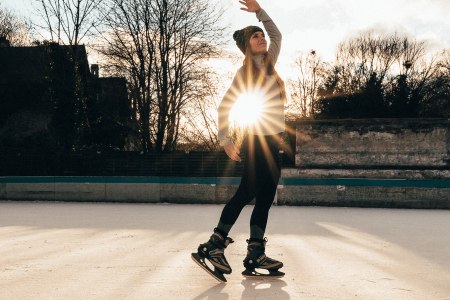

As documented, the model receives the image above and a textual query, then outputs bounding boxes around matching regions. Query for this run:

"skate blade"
[191,253,227,283]
[242,269,285,279]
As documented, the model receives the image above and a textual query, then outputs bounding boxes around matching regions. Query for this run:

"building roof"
[0,43,90,83]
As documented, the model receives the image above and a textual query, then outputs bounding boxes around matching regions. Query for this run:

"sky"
[3,0,450,80]
[220,0,450,79]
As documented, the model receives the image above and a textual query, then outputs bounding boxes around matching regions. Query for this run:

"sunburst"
[229,89,264,127]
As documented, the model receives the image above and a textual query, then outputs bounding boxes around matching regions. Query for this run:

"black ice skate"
[191,231,234,283]
[242,238,284,279]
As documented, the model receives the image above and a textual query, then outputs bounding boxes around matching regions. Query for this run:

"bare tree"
[180,69,222,151]
[316,30,438,118]
[287,50,326,119]
[333,31,426,93]
[0,5,32,46]
[33,0,103,45]
[98,0,225,152]
[96,0,157,151]
[406,50,447,116]
[432,50,450,114]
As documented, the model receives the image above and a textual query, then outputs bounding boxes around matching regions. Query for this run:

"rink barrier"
[1,176,450,208]
[3,176,450,187]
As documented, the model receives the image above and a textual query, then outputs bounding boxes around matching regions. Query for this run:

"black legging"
[218,133,281,239]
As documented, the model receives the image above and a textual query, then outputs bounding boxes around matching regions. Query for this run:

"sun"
[229,90,264,127]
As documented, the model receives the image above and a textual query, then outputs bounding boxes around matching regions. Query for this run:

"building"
[0,39,136,153]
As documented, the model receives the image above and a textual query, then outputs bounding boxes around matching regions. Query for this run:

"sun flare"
[229,90,264,127]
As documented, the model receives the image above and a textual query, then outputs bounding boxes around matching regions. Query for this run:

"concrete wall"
[279,118,450,208]
[2,119,450,208]
[277,184,450,209]
[295,118,450,169]
[6,183,55,201]
[1,176,450,208]
[0,182,6,199]
[0,178,240,204]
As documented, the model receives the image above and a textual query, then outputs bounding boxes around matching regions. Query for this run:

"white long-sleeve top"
[218,9,285,146]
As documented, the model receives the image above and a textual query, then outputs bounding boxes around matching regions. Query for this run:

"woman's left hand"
[239,0,261,13]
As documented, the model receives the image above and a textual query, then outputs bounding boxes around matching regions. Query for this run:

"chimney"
[91,64,99,77]
[0,36,11,47]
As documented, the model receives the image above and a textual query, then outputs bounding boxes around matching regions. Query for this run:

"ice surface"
[0,201,449,299]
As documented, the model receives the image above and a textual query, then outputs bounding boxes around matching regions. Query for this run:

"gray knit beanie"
[233,26,264,54]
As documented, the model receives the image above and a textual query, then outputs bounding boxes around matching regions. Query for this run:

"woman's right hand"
[239,0,261,13]
[224,143,242,162]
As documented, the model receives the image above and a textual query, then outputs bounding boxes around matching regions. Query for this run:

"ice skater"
[192,0,287,282]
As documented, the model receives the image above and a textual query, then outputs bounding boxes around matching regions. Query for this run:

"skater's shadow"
[191,283,229,300]
[241,278,290,300]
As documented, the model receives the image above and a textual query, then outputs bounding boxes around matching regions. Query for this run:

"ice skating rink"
[0,201,449,300]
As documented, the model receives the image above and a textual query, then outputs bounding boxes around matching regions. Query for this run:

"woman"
[192,0,286,281]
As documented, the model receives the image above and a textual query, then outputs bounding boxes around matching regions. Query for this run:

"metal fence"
[0,150,295,177]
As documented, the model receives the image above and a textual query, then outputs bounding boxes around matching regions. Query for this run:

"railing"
[0,150,295,177]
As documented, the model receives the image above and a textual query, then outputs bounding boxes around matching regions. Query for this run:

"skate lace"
[210,248,224,256]
[256,254,267,264]
[209,249,231,270]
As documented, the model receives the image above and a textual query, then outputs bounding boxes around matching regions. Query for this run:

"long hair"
[242,48,287,102]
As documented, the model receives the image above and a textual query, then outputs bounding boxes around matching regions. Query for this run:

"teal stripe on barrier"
[1,176,450,188]
[0,176,160,184]
[160,177,215,184]
[0,176,241,185]
[280,178,450,188]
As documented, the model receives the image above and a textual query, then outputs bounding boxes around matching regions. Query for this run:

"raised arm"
[239,0,282,64]
[256,9,282,64]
